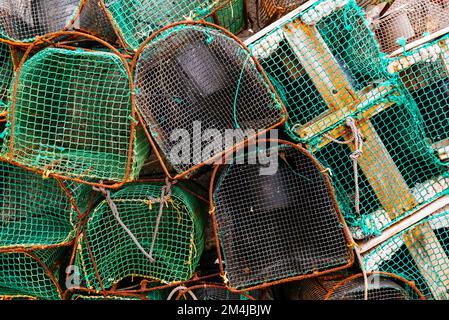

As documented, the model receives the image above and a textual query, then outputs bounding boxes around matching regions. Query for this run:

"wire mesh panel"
[0,0,83,43]
[0,248,65,300]
[76,183,206,291]
[204,0,247,35]
[211,140,354,290]
[372,0,449,55]
[2,41,150,187]
[0,42,13,114]
[386,34,449,162]
[133,22,286,178]
[247,0,385,141]
[0,161,93,250]
[364,211,449,300]
[296,273,421,300]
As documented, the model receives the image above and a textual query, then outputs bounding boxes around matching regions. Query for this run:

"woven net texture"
[204,0,247,35]
[75,183,206,291]
[258,0,309,28]
[76,0,118,43]
[1,46,150,185]
[134,23,285,176]
[0,42,13,113]
[212,142,353,289]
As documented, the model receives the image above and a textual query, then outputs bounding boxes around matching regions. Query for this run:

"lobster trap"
[363,210,449,300]
[1,33,150,188]
[257,0,309,28]
[0,247,67,300]
[75,182,206,291]
[246,0,385,142]
[386,33,449,162]
[372,0,449,55]
[204,0,247,35]
[133,22,286,179]
[0,0,83,44]
[295,272,423,300]
[173,284,258,300]
[0,42,13,115]
[210,140,354,290]
[76,0,117,43]
[0,161,93,251]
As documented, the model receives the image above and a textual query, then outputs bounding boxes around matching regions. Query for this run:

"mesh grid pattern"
[101,0,231,50]
[248,0,384,141]
[2,47,150,184]
[77,0,117,42]
[372,0,449,55]
[364,211,449,300]
[386,34,449,161]
[0,0,82,42]
[205,0,246,35]
[134,23,285,176]
[0,161,92,250]
[0,248,64,300]
[0,42,13,112]
[258,0,308,28]
[182,286,250,300]
[76,183,205,290]
[212,143,352,289]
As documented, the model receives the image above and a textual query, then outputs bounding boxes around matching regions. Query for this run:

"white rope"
[166,286,198,300]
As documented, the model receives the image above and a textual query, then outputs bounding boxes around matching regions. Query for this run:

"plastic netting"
[133,22,286,178]
[211,141,353,290]
[176,285,254,300]
[204,0,246,35]
[100,0,235,50]
[2,45,150,186]
[0,247,66,300]
[0,287,38,300]
[372,0,449,55]
[77,0,117,43]
[0,0,83,43]
[386,34,449,162]
[247,0,385,141]
[0,42,13,113]
[0,161,93,250]
[364,211,449,300]
[75,183,206,291]
[297,273,419,300]
[71,290,165,300]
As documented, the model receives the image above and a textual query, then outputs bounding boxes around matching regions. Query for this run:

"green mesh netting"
[309,90,449,239]
[247,0,385,141]
[1,47,149,184]
[386,34,449,162]
[0,287,39,300]
[0,0,83,43]
[0,42,13,113]
[101,0,233,50]
[76,183,206,291]
[0,247,66,300]
[71,290,165,300]
[204,0,246,35]
[364,211,449,300]
[0,161,93,250]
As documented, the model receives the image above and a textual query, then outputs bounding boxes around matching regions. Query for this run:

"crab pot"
[210,140,354,290]
[364,211,449,300]
[0,42,14,113]
[294,273,422,300]
[0,0,83,43]
[100,0,235,51]
[246,0,384,141]
[372,0,449,54]
[0,161,93,251]
[133,22,285,178]
[386,35,449,161]
[258,0,308,27]
[311,91,449,240]
[75,183,206,291]
[77,0,117,43]
[176,284,260,300]
[204,0,247,35]
[0,247,66,300]
[70,290,165,300]
[1,38,150,187]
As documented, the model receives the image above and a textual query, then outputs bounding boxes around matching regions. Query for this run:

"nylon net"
[177,285,254,300]
[1,46,150,186]
[0,42,13,113]
[371,0,449,55]
[77,0,118,43]
[75,183,206,291]
[0,0,82,43]
[134,23,285,177]
[204,0,246,35]
[0,247,66,300]
[100,0,234,50]
[297,273,417,300]
[386,34,449,162]
[211,142,353,290]
[0,161,93,250]
[364,210,449,300]
[247,0,385,142]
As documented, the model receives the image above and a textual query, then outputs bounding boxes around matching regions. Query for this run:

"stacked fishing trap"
[0,0,449,301]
